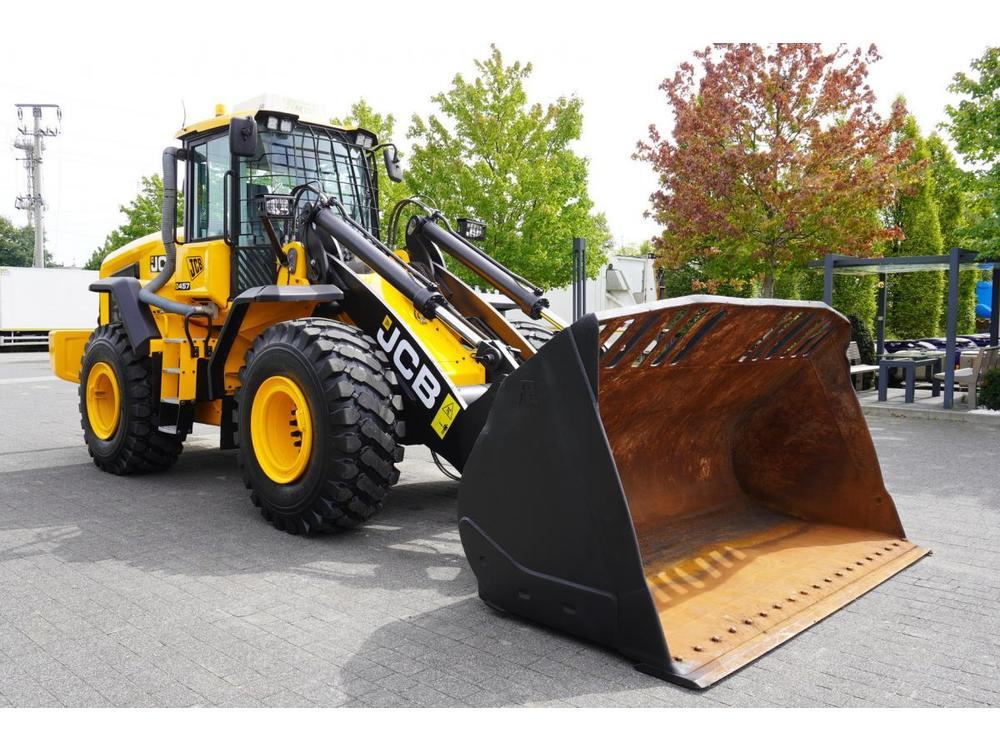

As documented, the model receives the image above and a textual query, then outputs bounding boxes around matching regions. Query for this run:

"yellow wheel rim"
[86,361,121,440]
[251,375,313,484]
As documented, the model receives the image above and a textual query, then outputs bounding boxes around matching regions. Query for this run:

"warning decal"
[431,393,461,439]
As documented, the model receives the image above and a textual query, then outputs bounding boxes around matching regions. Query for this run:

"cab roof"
[174,95,359,140]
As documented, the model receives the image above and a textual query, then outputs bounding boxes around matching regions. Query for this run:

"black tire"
[512,320,555,350]
[235,318,405,535]
[79,324,185,474]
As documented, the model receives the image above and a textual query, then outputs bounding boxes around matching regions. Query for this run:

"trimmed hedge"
[799,272,878,333]
[886,117,945,338]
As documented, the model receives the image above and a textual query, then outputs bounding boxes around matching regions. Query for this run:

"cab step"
[158,397,193,436]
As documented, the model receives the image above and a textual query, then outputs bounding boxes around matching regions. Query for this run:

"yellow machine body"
[74,222,488,428]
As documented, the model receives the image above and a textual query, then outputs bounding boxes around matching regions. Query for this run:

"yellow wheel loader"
[49,101,926,688]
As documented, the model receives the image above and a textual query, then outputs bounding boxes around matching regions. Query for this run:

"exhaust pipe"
[138,147,217,319]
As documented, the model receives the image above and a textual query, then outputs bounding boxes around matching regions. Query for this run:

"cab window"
[190,136,229,239]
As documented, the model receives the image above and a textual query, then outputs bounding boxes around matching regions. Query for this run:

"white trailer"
[0,267,99,347]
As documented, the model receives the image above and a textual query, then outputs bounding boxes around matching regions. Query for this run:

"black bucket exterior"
[457,313,672,673]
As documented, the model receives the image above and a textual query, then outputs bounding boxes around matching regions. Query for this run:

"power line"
[13,103,62,267]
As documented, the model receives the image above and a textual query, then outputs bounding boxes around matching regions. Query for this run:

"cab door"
[176,131,232,310]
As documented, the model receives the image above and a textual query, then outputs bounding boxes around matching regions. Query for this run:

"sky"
[0,0,997,267]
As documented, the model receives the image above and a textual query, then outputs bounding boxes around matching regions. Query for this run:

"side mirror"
[229,116,258,157]
[383,144,403,183]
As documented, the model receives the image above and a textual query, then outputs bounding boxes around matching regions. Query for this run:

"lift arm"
[309,204,509,370]
[406,216,566,330]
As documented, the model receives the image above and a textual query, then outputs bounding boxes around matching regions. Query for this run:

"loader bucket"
[458,296,927,688]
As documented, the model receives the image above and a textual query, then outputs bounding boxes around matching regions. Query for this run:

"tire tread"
[235,318,404,535]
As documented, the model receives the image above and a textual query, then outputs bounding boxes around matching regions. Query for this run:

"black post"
[572,238,586,321]
[943,247,960,409]
[822,253,835,306]
[991,265,999,347]
[876,272,887,358]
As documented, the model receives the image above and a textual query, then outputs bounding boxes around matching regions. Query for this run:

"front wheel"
[511,320,555,351]
[79,324,185,474]
[235,318,405,535]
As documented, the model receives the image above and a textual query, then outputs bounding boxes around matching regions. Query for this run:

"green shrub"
[772,268,802,300]
[980,368,1000,411]
[848,314,877,389]
[800,272,878,332]
[887,271,944,338]
[938,269,979,335]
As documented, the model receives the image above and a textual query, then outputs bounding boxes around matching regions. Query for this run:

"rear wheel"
[235,318,405,535]
[79,324,185,474]
[512,320,555,350]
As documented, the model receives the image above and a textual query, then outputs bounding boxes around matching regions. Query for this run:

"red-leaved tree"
[636,44,913,297]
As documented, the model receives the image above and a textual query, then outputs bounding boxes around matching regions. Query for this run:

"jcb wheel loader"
[49,99,926,688]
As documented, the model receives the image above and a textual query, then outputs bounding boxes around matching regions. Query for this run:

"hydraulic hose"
[138,147,218,319]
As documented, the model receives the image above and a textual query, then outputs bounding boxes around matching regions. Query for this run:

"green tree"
[331,99,408,244]
[85,175,175,271]
[0,217,57,267]
[406,46,610,289]
[0,216,36,267]
[927,132,978,333]
[944,46,1000,259]
[884,115,944,338]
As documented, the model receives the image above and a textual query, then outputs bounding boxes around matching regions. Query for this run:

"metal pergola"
[810,248,1000,409]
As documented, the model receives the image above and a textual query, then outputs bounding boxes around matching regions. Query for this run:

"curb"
[860,402,1000,427]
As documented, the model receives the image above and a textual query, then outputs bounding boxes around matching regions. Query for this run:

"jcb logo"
[149,255,166,273]
[376,316,442,410]
[187,256,204,279]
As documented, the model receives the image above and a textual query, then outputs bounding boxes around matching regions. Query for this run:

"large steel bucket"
[458,297,927,688]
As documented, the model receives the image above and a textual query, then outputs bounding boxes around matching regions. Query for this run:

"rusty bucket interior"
[596,298,927,687]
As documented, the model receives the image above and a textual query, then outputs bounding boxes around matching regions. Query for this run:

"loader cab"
[178,109,382,300]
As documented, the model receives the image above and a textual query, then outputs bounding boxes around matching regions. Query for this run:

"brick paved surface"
[1,352,997,706]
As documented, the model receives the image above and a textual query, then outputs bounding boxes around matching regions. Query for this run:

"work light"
[457,218,486,242]
[265,115,295,133]
[259,194,294,219]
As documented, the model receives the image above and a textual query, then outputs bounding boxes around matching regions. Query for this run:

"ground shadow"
[335,597,696,707]
[0,446,477,599]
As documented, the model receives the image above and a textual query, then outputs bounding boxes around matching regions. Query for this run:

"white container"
[0,266,99,346]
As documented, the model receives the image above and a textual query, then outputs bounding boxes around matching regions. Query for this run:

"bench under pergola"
[810,248,999,409]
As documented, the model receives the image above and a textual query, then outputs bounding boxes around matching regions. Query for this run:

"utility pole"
[13,103,61,267]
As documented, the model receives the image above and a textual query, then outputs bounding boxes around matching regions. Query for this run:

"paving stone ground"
[1,352,997,707]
